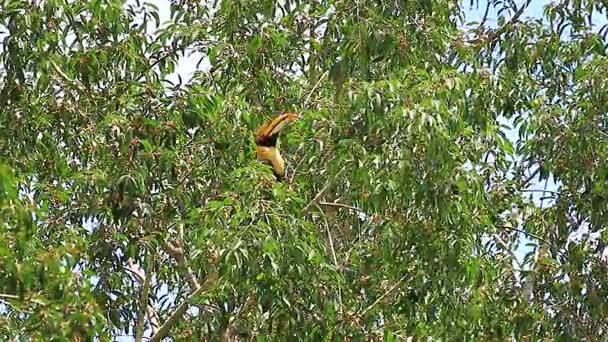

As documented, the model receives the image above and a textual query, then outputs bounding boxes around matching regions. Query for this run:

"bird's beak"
[267,113,297,136]
[285,112,300,121]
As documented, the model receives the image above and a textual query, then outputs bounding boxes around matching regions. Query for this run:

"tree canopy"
[1,0,608,340]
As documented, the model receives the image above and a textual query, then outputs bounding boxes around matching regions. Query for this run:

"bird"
[254,112,299,180]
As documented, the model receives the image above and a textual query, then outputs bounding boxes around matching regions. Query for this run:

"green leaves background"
[1,0,608,339]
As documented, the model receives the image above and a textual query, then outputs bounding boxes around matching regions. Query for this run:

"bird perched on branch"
[254,112,299,180]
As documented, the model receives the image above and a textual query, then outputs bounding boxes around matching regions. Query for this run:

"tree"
[1,0,608,339]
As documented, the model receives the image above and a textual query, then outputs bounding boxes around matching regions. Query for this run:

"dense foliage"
[1,0,608,339]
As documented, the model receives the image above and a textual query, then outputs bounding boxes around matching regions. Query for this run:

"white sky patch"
[124,0,207,85]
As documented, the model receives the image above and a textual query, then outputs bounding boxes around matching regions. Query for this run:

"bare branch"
[498,225,554,249]
[316,203,339,267]
[318,201,364,212]
[493,233,523,270]
[221,293,257,341]
[135,258,154,342]
[162,239,200,290]
[476,1,492,30]
[149,270,219,342]
[302,70,329,108]
[287,144,308,183]
[315,203,344,313]
[358,275,408,317]
[519,189,560,196]
[126,259,160,335]
[521,166,541,188]
[49,60,84,91]
[0,293,19,300]
[303,167,347,212]
[49,59,95,102]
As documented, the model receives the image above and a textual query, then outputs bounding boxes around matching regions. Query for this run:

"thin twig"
[493,233,523,270]
[49,60,94,101]
[522,166,541,188]
[315,204,339,268]
[287,70,329,183]
[303,167,347,212]
[483,150,493,190]
[174,153,207,191]
[135,47,183,83]
[358,275,408,317]
[303,70,329,108]
[315,203,343,314]
[498,225,554,249]
[125,259,160,333]
[176,167,195,189]
[540,177,550,209]
[519,189,560,196]
[318,201,364,212]
[222,293,257,340]
[49,60,83,90]
[287,144,308,183]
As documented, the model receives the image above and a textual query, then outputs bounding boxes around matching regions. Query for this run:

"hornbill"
[254,112,299,180]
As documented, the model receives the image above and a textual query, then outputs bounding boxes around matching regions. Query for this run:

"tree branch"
[358,275,407,317]
[498,225,554,249]
[315,203,344,313]
[148,237,207,340]
[149,269,218,342]
[493,233,523,270]
[487,1,529,41]
[473,0,531,45]
[0,293,19,300]
[287,145,309,183]
[135,258,154,342]
[521,166,541,188]
[49,59,95,101]
[302,70,329,108]
[220,293,257,341]
[303,167,346,212]
[318,201,364,212]
[162,239,200,290]
[476,1,492,30]
[125,259,160,336]
[519,189,560,195]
